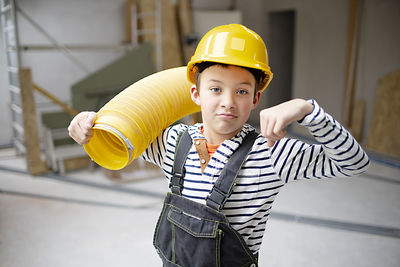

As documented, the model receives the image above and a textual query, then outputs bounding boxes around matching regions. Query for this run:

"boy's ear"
[190,85,201,106]
[252,91,262,109]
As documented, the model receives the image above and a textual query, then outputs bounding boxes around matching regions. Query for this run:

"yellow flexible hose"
[83,66,200,170]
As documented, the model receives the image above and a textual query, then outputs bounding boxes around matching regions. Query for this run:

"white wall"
[262,0,349,119]
[260,0,400,143]
[191,0,233,10]
[0,0,128,145]
[356,0,400,141]
[1,0,399,145]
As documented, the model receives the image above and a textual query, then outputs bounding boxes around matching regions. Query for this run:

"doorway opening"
[266,10,296,108]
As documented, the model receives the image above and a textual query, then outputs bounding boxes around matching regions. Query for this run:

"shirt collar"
[188,123,255,148]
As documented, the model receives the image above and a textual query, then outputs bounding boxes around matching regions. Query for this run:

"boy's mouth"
[217,113,238,119]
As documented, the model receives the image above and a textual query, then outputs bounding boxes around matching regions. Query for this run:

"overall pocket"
[154,204,222,267]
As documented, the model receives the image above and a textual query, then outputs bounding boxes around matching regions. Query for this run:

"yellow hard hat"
[187,24,273,92]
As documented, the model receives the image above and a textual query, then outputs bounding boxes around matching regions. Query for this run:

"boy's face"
[190,65,261,144]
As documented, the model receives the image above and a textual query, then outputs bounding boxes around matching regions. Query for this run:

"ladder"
[126,0,163,71]
[0,0,24,154]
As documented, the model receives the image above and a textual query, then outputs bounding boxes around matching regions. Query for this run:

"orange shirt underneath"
[201,127,220,158]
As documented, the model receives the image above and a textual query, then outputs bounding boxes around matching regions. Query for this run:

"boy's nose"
[220,92,236,109]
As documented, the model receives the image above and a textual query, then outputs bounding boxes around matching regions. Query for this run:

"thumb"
[85,112,97,128]
[267,139,275,148]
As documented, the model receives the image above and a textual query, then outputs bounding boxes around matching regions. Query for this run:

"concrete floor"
[0,149,399,267]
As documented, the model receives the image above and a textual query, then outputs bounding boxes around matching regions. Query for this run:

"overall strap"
[206,131,259,211]
[170,129,192,195]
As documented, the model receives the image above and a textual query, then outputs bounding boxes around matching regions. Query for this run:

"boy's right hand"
[68,111,97,145]
[259,99,313,147]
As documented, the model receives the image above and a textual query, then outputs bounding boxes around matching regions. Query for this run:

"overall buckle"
[169,172,184,194]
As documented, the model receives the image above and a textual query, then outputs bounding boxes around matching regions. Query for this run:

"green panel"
[41,111,73,129]
[40,43,154,147]
[71,43,154,112]
[41,111,75,146]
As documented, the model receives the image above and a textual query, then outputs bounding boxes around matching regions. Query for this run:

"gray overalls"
[153,130,259,267]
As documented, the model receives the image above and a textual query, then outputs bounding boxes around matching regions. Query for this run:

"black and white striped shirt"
[141,99,370,253]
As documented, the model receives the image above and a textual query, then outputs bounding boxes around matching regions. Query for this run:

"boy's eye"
[210,87,221,93]
[237,89,248,95]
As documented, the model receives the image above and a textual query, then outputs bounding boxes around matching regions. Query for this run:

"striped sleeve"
[270,99,370,183]
[140,123,188,179]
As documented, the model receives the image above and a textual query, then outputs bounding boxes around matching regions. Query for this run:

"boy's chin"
[215,126,243,138]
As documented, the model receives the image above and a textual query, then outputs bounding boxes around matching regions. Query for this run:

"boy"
[69,24,369,266]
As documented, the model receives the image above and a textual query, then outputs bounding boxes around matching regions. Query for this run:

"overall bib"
[153,130,259,267]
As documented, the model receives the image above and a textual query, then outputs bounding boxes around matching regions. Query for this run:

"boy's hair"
[194,62,265,97]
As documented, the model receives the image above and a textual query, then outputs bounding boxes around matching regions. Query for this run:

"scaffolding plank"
[139,0,183,69]
[18,68,48,175]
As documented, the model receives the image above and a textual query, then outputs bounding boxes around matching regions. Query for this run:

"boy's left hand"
[260,99,313,147]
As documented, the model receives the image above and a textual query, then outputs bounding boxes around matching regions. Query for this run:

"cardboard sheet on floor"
[367,69,400,158]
